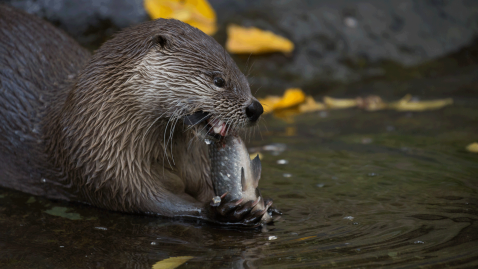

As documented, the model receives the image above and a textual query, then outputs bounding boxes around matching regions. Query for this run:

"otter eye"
[213,77,225,88]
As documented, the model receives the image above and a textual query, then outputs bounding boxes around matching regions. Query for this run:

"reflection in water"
[1,101,477,268]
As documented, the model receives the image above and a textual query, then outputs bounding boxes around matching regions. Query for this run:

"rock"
[209,0,478,94]
[1,0,148,48]
[2,0,478,95]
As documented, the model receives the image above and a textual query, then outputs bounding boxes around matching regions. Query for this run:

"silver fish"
[209,135,271,223]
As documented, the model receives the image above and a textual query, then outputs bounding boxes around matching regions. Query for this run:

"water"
[1,99,477,268]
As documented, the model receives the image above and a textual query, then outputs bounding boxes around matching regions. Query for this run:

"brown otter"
[0,5,274,226]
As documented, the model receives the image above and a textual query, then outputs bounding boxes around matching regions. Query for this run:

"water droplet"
[94,227,107,231]
[316,183,325,188]
[343,216,354,221]
[277,159,288,165]
[268,236,277,240]
[361,137,372,144]
[227,173,230,177]
[353,222,359,225]
[212,196,221,205]
[60,246,64,248]
[41,178,47,183]
[204,139,212,145]
[368,173,377,177]
[151,242,157,245]
[344,17,358,28]
[283,173,292,178]
[414,240,425,244]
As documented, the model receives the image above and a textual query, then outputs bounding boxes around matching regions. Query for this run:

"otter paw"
[209,194,271,226]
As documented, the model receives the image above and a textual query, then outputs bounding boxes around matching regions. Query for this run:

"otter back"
[0,5,90,199]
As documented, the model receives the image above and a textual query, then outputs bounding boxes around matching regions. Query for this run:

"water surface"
[1,99,477,268]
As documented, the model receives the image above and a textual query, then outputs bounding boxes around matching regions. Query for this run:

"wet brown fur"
[0,5,260,220]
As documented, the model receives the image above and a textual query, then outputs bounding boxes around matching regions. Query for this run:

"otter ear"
[153,34,172,50]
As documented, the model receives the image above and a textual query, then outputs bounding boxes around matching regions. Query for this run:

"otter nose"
[245,101,263,122]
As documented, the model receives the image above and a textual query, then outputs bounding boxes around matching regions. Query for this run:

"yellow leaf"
[323,96,358,109]
[272,88,306,110]
[299,96,326,113]
[249,152,263,160]
[258,95,282,114]
[152,256,194,269]
[466,142,478,153]
[144,0,217,35]
[389,94,453,111]
[226,24,294,54]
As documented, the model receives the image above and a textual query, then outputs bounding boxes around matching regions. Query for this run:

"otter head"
[123,19,263,140]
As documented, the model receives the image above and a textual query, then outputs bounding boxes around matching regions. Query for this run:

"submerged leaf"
[144,0,217,35]
[226,24,294,54]
[44,207,82,220]
[152,256,194,269]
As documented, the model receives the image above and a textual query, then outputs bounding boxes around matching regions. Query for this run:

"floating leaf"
[272,88,306,110]
[389,94,453,111]
[249,152,263,160]
[152,256,194,269]
[144,0,217,35]
[258,95,282,114]
[226,24,294,54]
[466,142,478,153]
[323,96,358,109]
[299,96,326,113]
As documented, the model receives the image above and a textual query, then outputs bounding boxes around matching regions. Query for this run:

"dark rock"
[209,0,478,94]
[2,0,478,95]
[1,0,148,49]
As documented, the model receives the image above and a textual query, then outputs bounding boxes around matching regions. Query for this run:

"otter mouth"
[184,111,230,139]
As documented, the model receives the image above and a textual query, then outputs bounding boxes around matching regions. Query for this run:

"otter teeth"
[209,119,227,136]
[213,120,225,134]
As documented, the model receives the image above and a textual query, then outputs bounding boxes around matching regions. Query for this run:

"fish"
[208,135,272,223]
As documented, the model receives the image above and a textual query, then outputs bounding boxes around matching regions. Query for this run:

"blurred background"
[2,0,478,98]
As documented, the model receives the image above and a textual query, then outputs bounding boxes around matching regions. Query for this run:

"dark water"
[1,99,477,268]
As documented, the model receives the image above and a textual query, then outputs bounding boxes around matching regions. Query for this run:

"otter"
[0,5,273,226]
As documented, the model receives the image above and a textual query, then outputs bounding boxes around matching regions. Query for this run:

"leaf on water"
[259,88,306,113]
[226,24,294,54]
[323,96,358,109]
[152,256,194,269]
[144,0,217,35]
[272,88,306,110]
[466,142,478,153]
[44,206,82,220]
[259,96,282,114]
[249,152,263,160]
[299,96,326,113]
[388,94,453,111]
